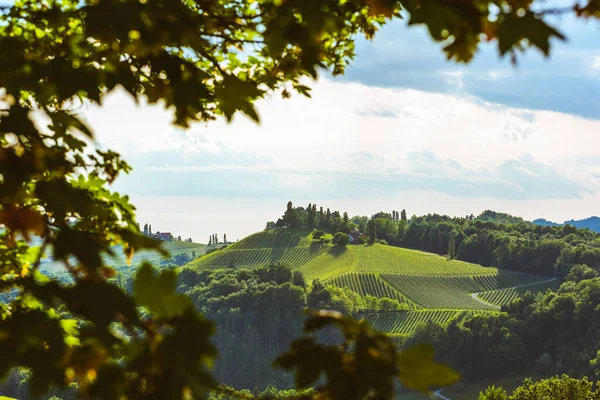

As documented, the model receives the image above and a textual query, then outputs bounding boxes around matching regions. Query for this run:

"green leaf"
[303,309,347,332]
[398,344,460,393]
[133,263,191,318]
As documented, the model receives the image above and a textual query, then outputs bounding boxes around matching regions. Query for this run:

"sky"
[71,8,600,243]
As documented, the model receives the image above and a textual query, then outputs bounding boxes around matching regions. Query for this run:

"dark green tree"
[333,232,349,247]
[313,229,326,242]
[283,201,300,228]
[401,209,407,222]
[366,220,377,244]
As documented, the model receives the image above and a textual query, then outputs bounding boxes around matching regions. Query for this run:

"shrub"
[478,385,507,400]
[333,232,349,247]
[312,229,325,241]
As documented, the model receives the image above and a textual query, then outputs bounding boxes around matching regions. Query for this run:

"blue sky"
[12,3,597,242]
[341,14,600,119]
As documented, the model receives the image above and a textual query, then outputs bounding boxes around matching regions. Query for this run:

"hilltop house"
[348,229,364,244]
[155,232,174,242]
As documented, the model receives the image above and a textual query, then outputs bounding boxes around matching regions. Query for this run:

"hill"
[476,210,527,225]
[532,216,600,232]
[186,228,557,332]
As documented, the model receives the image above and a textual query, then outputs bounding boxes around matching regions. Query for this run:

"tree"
[209,236,213,246]
[306,203,314,229]
[366,220,377,244]
[224,233,227,243]
[178,235,182,241]
[283,201,300,228]
[448,230,457,259]
[401,209,407,222]
[478,385,507,400]
[509,375,599,400]
[333,232,349,247]
[0,0,590,397]
[143,223,149,236]
[313,229,326,242]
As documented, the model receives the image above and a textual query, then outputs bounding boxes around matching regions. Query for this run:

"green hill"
[186,228,558,333]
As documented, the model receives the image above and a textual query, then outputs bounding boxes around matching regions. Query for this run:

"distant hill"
[39,240,207,275]
[532,216,600,232]
[476,210,527,225]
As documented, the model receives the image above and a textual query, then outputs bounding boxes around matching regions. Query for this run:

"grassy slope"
[184,228,557,332]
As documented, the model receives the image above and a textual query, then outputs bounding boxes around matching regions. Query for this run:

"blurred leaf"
[133,263,191,318]
[398,344,460,393]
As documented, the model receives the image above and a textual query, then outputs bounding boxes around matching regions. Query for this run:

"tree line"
[269,203,600,278]
[404,265,600,387]
[209,234,229,246]
[141,223,193,243]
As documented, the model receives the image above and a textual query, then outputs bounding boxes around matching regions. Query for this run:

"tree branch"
[201,33,264,44]
[534,5,576,16]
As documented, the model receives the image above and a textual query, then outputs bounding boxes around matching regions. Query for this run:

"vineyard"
[362,310,493,334]
[190,244,328,270]
[328,273,412,305]
[352,244,500,276]
[472,273,544,291]
[477,279,561,307]
[381,274,495,309]
[232,229,313,249]
[183,228,562,333]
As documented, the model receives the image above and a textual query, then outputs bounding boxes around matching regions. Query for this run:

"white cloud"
[87,79,600,178]
[79,79,600,239]
[593,55,600,70]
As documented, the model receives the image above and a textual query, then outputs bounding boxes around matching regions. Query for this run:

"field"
[362,310,491,335]
[184,228,561,333]
[381,275,494,309]
[477,279,561,307]
[328,273,412,305]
